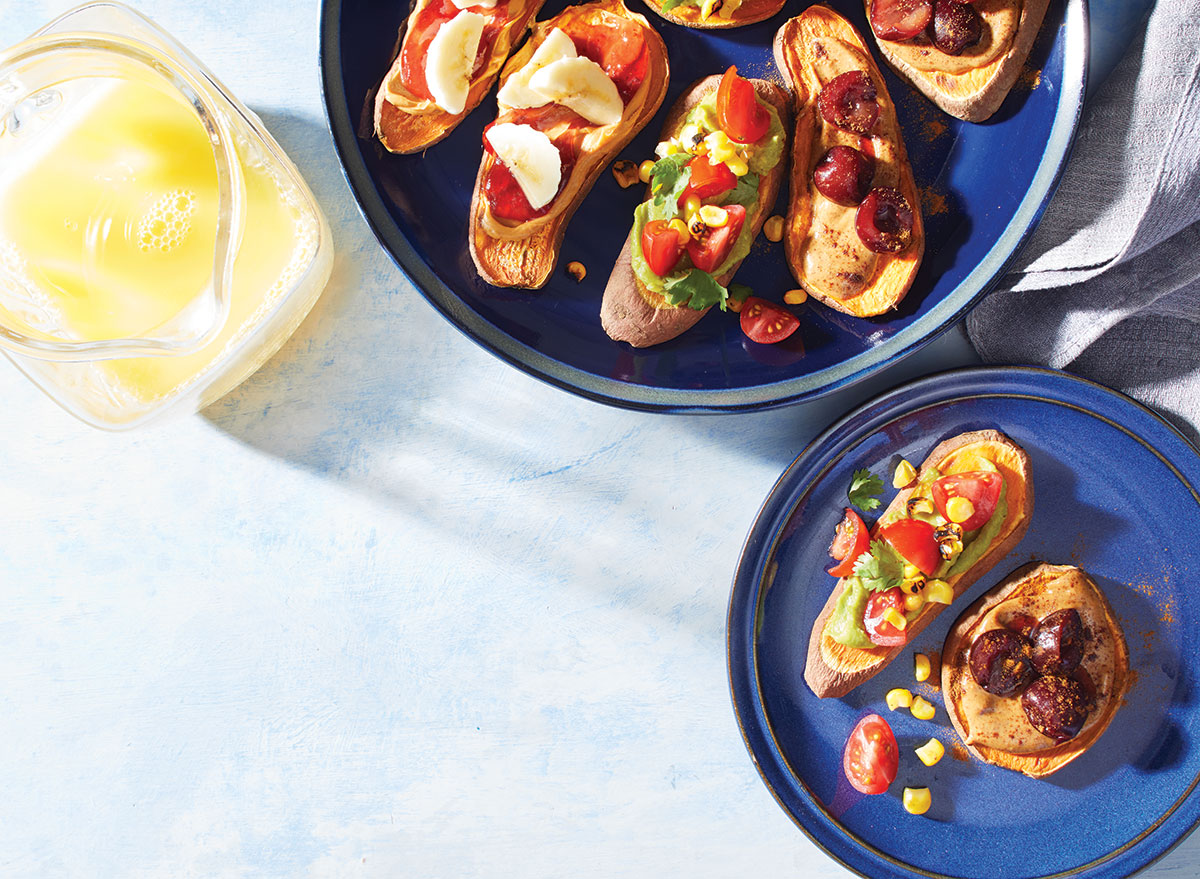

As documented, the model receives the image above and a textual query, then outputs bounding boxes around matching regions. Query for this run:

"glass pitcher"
[0,2,334,430]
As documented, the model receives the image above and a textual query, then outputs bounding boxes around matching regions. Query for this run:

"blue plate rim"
[726,364,1200,879]
[319,1,1088,413]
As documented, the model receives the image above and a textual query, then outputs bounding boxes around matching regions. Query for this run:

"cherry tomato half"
[716,65,770,144]
[687,203,745,273]
[827,508,870,577]
[739,296,800,344]
[843,713,899,795]
[878,517,940,575]
[640,220,686,277]
[679,155,737,207]
[863,586,908,647]
[931,471,1003,531]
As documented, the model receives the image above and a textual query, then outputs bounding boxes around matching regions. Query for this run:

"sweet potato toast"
[468,0,670,289]
[864,0,1052,122]
[805,429,1033,699]
[773,6,924,317]
[941,562,1129,777]
[374,0,546,155]
[600,76,790,348]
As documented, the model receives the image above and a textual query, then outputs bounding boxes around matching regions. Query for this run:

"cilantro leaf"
[649,154,690,206]
[663,269,728,311]
[848,467,884,512]
[719,172,760,209]
[853,540,906,593]
[726,282,753,305]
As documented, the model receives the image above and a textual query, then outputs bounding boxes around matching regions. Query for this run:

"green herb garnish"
[663,269,727,311]
[649,154,690,206]
[848,467,884,512]
[853,540,906,593]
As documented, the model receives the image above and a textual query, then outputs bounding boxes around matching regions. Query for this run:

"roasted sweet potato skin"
[468,0,670,289]
[941,562,1129,777]
[773,6,923,318]
[804,429,1033,699]
[863,0,1052,122]
[600,78,790,348]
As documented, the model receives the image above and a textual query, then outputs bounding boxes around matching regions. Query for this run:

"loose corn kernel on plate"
[322,0,1083,411]
[729,367,1200,878]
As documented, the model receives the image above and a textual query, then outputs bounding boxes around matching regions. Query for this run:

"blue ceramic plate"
[320,1,1086,411]
[728,367,1200,878]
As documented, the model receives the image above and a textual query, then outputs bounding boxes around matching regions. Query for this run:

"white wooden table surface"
[3,1,1194,876]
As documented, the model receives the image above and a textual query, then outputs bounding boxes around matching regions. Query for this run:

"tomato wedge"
[716,65,770,144]
[740,297,800,344]
[828,508,869,577]
[843,714,899,795]
[687,204,745,273]
[931,471,1003,531]
[878,517,940,575]
[863,587,908,647]
[678,155,737,207]
[640,220,686,277]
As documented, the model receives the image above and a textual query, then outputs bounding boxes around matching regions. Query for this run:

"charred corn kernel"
[903,564,921,579]
[655,138,685,159]
[784,289,807,305]
[726,156,749,177]
[893,458,917,488]
[914,653,932,682]
[565,261,586,282]
[667,218,690,239]
[680,124,702,148]
[611,160,639,188]
[911,696,936,720]
[946,496,976,524]
[902,575,926,595]
[699,204,728,227]
[638,159,655,183]
[903,590,925,614]
[703,131,736,163]
[683,195,702,221]
[883,607,908,631]
[688,215,708,239]
[907,496,934,516]
[764,215,785,242]
[924,579,953,605]
[886,688,913,711]
[726,297,744,313]
[903,787,932,815]
[915,738,945,767]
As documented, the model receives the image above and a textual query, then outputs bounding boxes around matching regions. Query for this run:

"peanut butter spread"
[885,0,1020,75]
[951,567,1121,755]
[800,37,903,301]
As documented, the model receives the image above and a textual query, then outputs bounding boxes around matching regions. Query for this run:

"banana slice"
[496,28,578,111]
[425,11,486,115]
[484,123,563,210]
[529,57,624,127]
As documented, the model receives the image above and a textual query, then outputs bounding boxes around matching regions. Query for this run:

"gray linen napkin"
[966,1,1200,442]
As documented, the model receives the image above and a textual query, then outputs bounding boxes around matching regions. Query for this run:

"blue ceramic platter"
[728,367,1200,878]
[321,0,1087,411]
